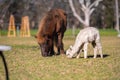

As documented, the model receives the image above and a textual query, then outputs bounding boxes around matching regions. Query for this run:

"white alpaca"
[66,27,103,58]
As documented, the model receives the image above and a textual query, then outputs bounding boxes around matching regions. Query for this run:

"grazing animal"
[66,27,103,58]
[35,8,67,57]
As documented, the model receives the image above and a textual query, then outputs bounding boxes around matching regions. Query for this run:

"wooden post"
[20,16,30,37]
[7,14,16,37]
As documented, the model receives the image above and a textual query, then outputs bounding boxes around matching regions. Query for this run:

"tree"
[69,0,102,27]
[0,0,13,19]
[0,0,13,29]
[115,0,120,37]
[101,0,114,29]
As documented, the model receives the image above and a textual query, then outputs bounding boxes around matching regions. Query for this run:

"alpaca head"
[66,45,77,58]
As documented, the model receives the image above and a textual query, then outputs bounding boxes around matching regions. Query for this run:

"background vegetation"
[0,0,119,29]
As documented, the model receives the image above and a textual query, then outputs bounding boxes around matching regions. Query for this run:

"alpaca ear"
[34,35,37,38]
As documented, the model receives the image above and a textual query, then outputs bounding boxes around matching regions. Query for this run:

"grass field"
[0,29,120,80]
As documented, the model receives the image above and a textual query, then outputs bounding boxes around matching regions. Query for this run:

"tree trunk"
[69,0,102,28]
[115,0,120,37]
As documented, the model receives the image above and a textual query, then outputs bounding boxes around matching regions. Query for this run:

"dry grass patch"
[0,36,120,80]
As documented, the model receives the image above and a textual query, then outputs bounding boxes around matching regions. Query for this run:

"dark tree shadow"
[0,51,9,80]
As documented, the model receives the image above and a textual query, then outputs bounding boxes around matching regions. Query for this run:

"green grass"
[0,29,120,80]
[0,28,118,37]
[99,29,118,36]
[67,28,118,36]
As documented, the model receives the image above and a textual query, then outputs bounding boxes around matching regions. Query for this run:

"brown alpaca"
[35,9,67,57]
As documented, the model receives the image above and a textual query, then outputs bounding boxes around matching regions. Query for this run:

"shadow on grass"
[87,54,110,58]
[0,51,9,80]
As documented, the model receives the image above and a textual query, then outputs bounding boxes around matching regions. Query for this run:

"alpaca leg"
[76,53,80,59]
[93,46,97,58]
[58,33,65,54]
[92,41,97,58]
[97,42,103,58]
[99,48,103,58]
[76,48,82,59]
[76,51,81,59]
[83,43,88,58]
